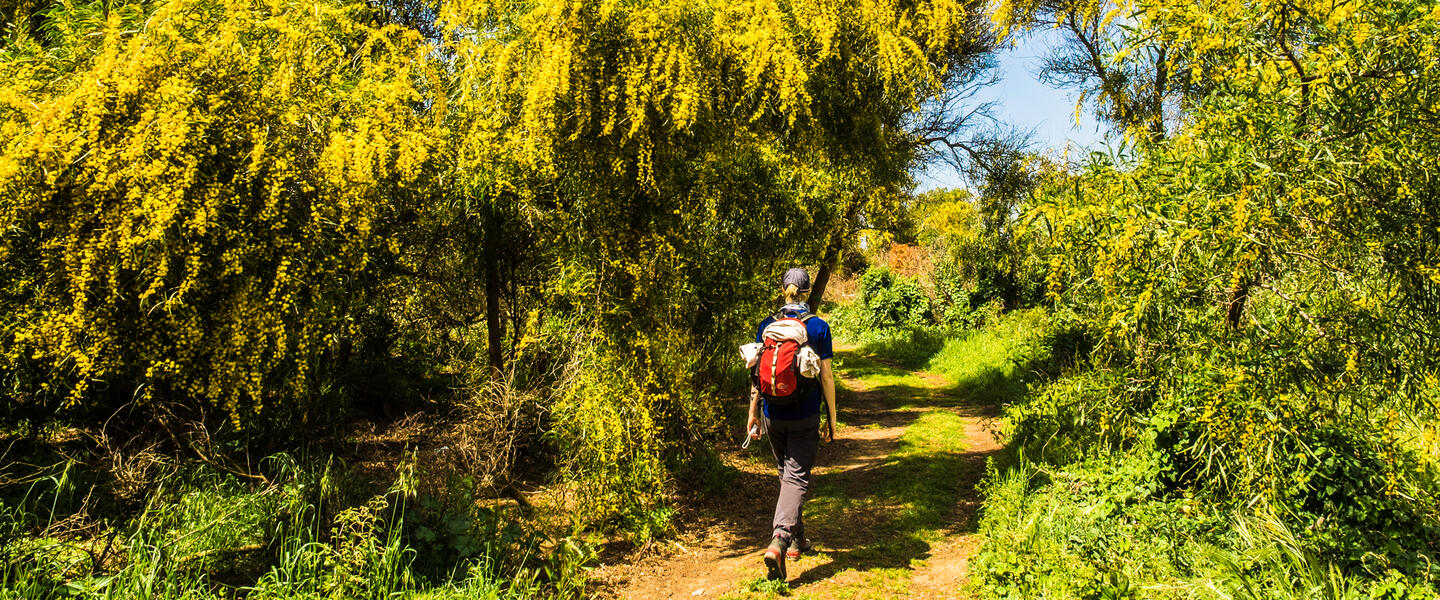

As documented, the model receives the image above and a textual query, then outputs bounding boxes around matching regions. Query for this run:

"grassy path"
[592,333,1018,599]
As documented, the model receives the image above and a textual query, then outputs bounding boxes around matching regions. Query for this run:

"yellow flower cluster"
[441,0,974,187]
[0,0,441,424]
[1014,0,1440,503]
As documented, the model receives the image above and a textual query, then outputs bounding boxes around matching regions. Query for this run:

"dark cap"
[781,267,811,293]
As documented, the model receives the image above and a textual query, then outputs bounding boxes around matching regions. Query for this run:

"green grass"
[830,353,931,392]
[835,308,1052,410]
[971,451,1213,599]
[974,453,1440,600]
[814,568,913,599]
[849,327,949,369]
[924,308,1052,406]
[741,575,794,596]
[962,311,1440,600]
[0,455,581,600]
[736,311,1056,599]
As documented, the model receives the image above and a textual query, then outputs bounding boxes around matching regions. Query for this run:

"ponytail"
[783,284,809,304]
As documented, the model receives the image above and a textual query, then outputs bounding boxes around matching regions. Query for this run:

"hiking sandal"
[763,536,787,581]
[785,537,811,560]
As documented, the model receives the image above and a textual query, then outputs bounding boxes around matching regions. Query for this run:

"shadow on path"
[777,348,1011,592]
[593,340,1032,599]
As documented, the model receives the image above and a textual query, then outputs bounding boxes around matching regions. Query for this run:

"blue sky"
[916,29,1108,191]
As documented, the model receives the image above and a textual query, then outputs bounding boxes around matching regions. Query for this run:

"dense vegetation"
[970,0,1440,597]
[0,0,999,595]
[3,0,1440,597]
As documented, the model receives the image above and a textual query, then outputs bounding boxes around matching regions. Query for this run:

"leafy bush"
[966,0,1440,594]
[973,450,1218,600]
[911,183,1049,318]
[0,0,440,426]
[0,453,597,600]
[547,358,668,536]
[857,266,932,330]
[932,262,974,328]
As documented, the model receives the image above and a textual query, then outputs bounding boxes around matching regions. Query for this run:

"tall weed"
[1193,511,1436,600]
[970,310,1440,599]
[0,452,584,599]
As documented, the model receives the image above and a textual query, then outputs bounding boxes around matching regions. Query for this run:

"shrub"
[931,262,974,329]
[857,266,931,330]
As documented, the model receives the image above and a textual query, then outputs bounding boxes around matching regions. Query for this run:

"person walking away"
[747,267,837,581]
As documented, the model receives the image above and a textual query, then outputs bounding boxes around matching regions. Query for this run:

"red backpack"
[753,312,815,405]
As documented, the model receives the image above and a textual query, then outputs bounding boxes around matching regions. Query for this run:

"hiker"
[746,267,837,581]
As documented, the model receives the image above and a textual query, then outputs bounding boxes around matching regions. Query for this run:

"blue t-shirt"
[755,311,833,420]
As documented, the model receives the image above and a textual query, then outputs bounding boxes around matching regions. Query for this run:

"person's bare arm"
[820,358,836,442]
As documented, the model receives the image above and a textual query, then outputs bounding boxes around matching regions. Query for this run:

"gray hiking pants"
[764,412,820,542]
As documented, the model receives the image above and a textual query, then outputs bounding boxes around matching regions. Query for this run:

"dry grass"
[824,275,860,305]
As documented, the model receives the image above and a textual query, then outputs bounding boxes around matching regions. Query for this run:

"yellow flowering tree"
[426,0,998,525]
[1016,0,1440,571]
[0,0,442,425]
[0,0,1001,533]
[993,0,1198,139]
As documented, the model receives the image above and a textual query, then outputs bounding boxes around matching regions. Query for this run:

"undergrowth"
[967,311,1440,599]
[0,452,592,599]
[826,305,1440,599]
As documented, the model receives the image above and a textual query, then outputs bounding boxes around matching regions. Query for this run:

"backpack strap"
[773,310,815,322]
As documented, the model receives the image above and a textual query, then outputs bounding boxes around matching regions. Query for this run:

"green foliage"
[932,262,976,327]
[1196,511,1437,600]
[740,575,793,596]
[911,174,1051,321]
[860,327,950,370]
[0,0,1001,560]
[966,313,1438,598]
[924,308,1056,406]
[972,1,1440,595]
[973,451,1219,600]
[0,453,596,600]
[858,266,932,330]
[825,300,943,368]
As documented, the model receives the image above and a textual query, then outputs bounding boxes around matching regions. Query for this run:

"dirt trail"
[591,349,1003,599]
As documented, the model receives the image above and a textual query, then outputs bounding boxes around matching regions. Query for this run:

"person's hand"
[747,414,762,439]
[821,421,834,443]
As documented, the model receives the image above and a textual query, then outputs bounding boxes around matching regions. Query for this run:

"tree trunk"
[484,203,505,376]
[809,236,843,314]
[1226,279,1249,328]
[811,194,867,314]
[1148,46,1169,140]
